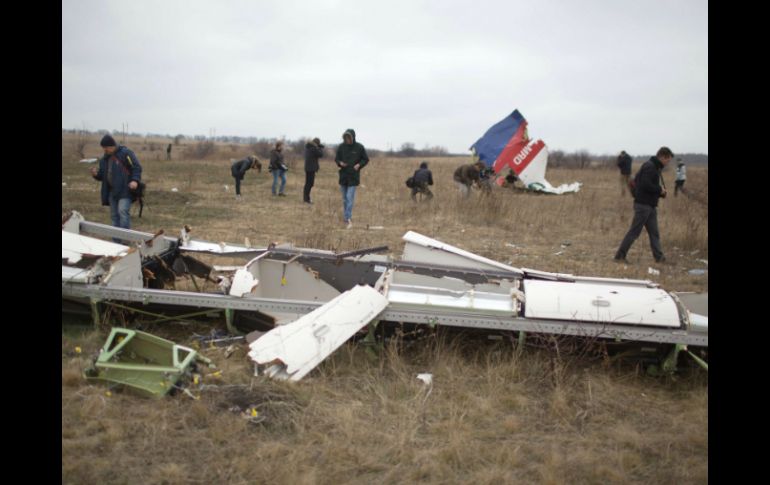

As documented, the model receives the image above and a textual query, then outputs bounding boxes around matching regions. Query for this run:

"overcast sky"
[62,0,707,155]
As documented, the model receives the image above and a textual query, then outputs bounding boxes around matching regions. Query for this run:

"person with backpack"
[614,146,673,264]
[90,134,142,230]
[617,150,633,196]
[231,155,261,199]
[409,161,434,201]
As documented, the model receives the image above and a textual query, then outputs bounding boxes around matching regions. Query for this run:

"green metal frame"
[84,327,213,398]
[648,344,708,376]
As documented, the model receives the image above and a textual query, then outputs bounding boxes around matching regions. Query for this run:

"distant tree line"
[62,129,707,164]
[549,150,708,168]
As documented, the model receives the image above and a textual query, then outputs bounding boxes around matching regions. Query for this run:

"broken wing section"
[62,231,143,287]
[402,231,523,275]
[247,285,389,381]
[522,279,680,327]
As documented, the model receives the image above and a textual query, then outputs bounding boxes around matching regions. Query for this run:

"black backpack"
[405,176,415,188]
[130,182,146,217]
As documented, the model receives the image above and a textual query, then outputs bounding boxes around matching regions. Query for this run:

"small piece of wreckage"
[84,327,214,398]
[62,211,707,380]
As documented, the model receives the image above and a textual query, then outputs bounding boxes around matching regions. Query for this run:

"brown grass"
[62,133,707,484]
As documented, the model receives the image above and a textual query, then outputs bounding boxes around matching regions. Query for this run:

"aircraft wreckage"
[62,211,707,383]
[471,109,582,194]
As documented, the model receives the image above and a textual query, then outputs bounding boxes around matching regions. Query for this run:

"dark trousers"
[234,176,242,195]
[411,183,433,201]
[615,203,664,261]
[304,170,316,202]
[675,180,685,196]
[620,173,630,196]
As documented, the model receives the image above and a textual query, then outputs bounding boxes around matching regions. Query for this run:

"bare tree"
[74,123,89,159]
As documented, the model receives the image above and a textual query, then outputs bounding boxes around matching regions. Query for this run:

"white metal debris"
[61,232,143,287]
[522,279,680,327]
[229,269,259,297]
[416,373,433,386]
[402,231,523,274]
[248,285,389,381]
[62,231,129,264]
[382,271,522,314]
[62,211,86,234]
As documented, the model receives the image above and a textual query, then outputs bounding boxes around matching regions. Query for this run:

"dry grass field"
[62,134,708,484]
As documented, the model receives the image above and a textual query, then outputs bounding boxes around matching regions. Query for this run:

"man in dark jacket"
[231,155,261,199]
[617,150,633,196]
[335,129,369,228]
[90,134,142,230]
[614,146,673,263]
[303,137,324,204]
[453,161,485,197]
[411,161,434,201]
[269,141,287,196]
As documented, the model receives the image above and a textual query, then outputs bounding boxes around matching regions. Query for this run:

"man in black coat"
[617,150,633,196]
[614,147,673,263]
[303,138,324,203]
[411,161,434,201]
[231,155,261,199]
[618,150,633,196]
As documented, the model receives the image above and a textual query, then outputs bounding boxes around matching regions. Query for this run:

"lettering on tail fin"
[505,140,545,175]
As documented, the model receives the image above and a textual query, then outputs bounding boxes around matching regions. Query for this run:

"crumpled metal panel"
[402,231,523,275]
[248,285,388,381]
[382,271,521,315]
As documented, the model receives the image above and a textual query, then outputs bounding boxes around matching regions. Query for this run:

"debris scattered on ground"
[648,267,660,276]
[84,327,214,398]
[688,269,707,276]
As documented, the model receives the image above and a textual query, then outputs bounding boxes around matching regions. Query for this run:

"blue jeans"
[272,170,286,194]
[340,185,357,222]
[109,195,132,229]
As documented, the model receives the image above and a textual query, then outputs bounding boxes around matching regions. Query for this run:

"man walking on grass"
[90,134,142,230]
[335,129,369,228]
[614,146,673,264]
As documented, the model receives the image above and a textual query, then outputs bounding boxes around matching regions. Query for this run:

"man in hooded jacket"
[90,134,142,230]
[334,129,369,228]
